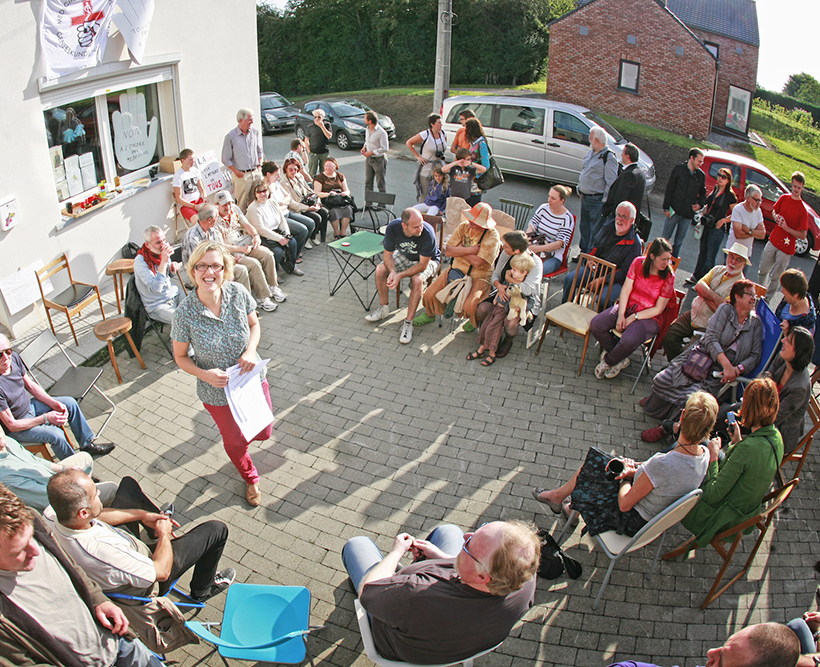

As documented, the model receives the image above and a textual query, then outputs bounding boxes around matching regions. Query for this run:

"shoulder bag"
[476,140,504,191]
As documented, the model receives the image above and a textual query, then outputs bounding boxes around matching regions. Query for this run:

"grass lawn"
[599,114,721,150]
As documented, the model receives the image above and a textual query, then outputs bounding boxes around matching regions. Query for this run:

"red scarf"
[136,243,161,275]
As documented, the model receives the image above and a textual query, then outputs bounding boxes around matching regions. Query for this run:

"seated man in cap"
[660,242,750,361]
[413,202,501,331]
[342,521,539,665]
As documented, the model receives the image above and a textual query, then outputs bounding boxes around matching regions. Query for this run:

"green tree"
[783,73,820,106]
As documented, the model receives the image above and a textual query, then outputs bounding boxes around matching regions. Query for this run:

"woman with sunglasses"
[171,241,272,507]
[245,178,303,277]
[689,167,737,284]
[641,279,763,441]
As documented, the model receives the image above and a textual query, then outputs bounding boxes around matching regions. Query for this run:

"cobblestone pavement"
[24,240,820,667]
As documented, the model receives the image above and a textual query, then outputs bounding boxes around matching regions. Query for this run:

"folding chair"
[498,198,534,231]
[776,395,820,487]
[526,222,575,349]
[535,254,616,374]
[186,584,323,666]
[663,479,798,609]
[556,489,702,609]
[354,599,501,667]
[36,254,106,345]
[19,329,116,440]
[351,191,396,234]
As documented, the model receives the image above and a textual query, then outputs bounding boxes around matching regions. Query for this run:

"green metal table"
[326,231,385,310]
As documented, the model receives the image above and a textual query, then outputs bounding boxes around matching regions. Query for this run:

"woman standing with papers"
[172,241,273,507]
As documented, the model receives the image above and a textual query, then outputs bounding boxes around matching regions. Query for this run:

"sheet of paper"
[64,154,83,197]
[225,358,273,441]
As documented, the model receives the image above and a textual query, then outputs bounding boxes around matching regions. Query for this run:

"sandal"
[466,350,486,361]
[481,355,496,366]
[296,258,303,263]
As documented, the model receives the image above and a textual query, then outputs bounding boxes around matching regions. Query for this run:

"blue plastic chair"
[729,297,783,401]
[185,584,322,666]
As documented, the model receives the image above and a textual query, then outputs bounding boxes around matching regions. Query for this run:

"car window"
[497,105,545,135]
[444,102,494,128]
[553,111,590,145]
[707,161,741,185]
[304,102,318,113]
[261,95,291,110]
[746,168,783,201]
[330,102,369,117]
[582,112,625,143]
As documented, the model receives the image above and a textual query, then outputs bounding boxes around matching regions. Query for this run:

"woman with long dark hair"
[689,167,737,283]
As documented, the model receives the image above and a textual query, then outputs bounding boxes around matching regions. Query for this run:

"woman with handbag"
[464,118,491,205]
[531,391,713,538]
[689,167,738,284]
[641,279,763,439]
[281,157,328,245]
[677,377,782,548]
[313,157,353,240]
[406,113,447,203]
[245,179,303,277]
[262,161,314,260]
[525,185,575,274]
[590,238,676,380]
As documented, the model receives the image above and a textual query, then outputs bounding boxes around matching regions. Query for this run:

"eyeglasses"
[743,291,758,300]
[750,197,762,203]
[193,264,224,273]
[0,348,12,358]
[717,174,728,180]
[256,190,268,196]
[615,213,632,221]
[461,523,488,569]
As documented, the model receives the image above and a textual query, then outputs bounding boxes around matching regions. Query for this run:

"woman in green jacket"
[681,377,783,546]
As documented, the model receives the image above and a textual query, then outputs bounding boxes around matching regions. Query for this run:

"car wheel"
[335,130,351,150]
[795,234,812,257]
[295,125,305,141]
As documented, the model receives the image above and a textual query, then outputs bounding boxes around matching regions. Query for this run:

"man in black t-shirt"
[305,109,332,177]
[341,521,539,665]
[364,208,440,345]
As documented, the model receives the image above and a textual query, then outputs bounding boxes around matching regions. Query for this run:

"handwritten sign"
[195,150,227,196]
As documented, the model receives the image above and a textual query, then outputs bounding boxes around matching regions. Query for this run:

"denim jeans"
[542,255,562,276]
[579,193,604,254]
[11,397,94,460]
[263,237,299,274]
[786,618,816,654]
[692,226,726,281]
[661,213,690,258]
[114,637,164,667]
[286,212,315,257]
[342,524,464,594]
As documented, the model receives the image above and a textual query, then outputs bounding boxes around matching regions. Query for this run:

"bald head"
[400,208,425,237]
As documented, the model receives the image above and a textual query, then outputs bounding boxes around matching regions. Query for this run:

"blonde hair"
[486,521,540,596]
[186,241,235,284]
[551,185,572,201]
[0,483,34,538]
[510,252,536,275]
[679,392,718,443]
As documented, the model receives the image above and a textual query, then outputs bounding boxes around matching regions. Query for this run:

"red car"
[702,150,820,256]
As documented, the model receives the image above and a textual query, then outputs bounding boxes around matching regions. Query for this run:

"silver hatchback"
[441,96,655,193]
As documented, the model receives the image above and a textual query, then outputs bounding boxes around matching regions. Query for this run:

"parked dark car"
[260,92,300,134]
[702,150,820,256]
[293,99,396,150]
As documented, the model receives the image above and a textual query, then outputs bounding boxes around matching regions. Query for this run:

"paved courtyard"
[18,231,819,667]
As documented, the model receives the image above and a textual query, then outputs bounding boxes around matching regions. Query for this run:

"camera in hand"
[605,458,625,481]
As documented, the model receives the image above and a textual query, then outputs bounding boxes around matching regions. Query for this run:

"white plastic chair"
[557,489,702,609]
[354,599,502,667]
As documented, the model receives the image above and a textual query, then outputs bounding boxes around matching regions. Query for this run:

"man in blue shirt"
[364,208,440,345]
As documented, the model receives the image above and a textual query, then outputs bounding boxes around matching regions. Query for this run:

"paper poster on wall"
[0,261,46,315]
[79,151,97,190]
[194,150,228,196]
[112,0,155,64]
[0,195,21,232]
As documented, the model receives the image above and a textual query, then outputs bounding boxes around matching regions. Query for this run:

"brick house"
[546,0,759,140]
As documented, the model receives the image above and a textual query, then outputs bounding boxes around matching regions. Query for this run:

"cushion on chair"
[47,284,95,309]
[544,303,598,336]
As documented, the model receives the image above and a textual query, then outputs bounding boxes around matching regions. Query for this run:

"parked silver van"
[441,96,655,193]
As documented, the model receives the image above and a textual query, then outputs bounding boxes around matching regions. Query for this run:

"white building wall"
[0,0,259,337]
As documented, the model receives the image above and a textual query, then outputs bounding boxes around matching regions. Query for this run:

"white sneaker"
[605,357,631,379]
[594,359,610,379]
[270,286,287,303]
[304,240,313,250]
[257,297,277,312]
[399,320,413,344]
[312,237,322,246]
[365,304,389,322]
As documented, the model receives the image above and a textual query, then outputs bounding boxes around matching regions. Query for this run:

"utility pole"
[433,0,454,114]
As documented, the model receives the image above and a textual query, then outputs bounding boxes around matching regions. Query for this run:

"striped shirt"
[528,204,574,249]
[221,125,263,171]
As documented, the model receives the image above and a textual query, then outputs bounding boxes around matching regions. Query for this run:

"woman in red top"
[590,238,675,379]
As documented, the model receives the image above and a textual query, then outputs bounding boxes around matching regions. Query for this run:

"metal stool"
[93,317,145,383]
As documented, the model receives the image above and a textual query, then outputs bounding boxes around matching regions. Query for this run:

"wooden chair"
[498,198,533,231]
[535,254,616,375]
[776,396,820,487]
[36,254,106,346]
[663,479,798,609]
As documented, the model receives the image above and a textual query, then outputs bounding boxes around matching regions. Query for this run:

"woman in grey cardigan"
[642,280,763,424]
